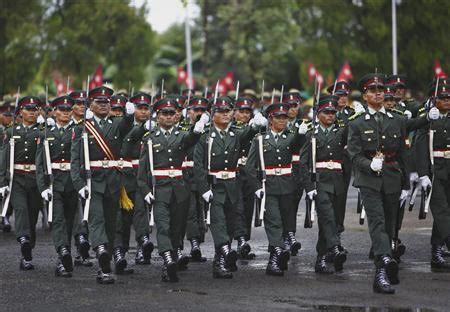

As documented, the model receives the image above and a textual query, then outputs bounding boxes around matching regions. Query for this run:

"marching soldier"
[194,96,264,279]
[70,86,135,284]
[347,73,410,294]
[0,96,44,270]
[117,92,154,265]
[35,95,86,277]
[69,90,88,124]
[415,83,450,272]
[0,100,14,232]
[110,94,127,117]
[245,102,305,276]
[300,95,348,274]
[137,98,207,282]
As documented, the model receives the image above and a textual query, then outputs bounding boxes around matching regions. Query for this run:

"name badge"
[153,144,161,148]
[364,130,374,134]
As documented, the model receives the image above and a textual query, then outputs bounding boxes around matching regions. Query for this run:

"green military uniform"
[0,96,43,270]
[70,86,134,282]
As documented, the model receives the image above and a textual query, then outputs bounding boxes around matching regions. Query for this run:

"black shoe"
[379,255,399,285]
[330,245,347,273]
[266,248,284,276]
[113,247,133,275]
[315,255,333,274]
[174,248,189,271]
[212,253,232,279]
[96,244,112,273]
[58,246,73,272]
[220,244,238,272]
[2,217,11,233]
[135,246,151,265]
[392,239,406,263]
[431,245,450,272]
[18,236,32,261]
[75,234,91,260]
[285,232,302,256]
[55,262,72,278]
[161,251,178,282]
[96,270,115,284]
[441,247,450,258]
[273,246,290,271]
[189,239,207,262]
[74,254,93,267]
[19,258,34,271]
[236,236,250,257]
[373,267,395,294]
[140,234,154,262]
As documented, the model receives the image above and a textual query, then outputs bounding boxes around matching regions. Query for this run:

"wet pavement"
[1,188,449,312]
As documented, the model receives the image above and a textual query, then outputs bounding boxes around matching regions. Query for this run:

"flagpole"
[392,0,398,75]
[184,1,193,89]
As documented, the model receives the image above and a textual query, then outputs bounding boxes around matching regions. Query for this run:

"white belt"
[153,169,183,178]
[265,167,292,176]
[316,161,342,170]
[90,160,133,168]
[292,154,300,163]
[51,162,71,171]
[433,151,450,159]
[14,164,36,171]
[131,159,140,167]
[209,171,236,179]
[182,160,194,168]
[237,157,247,166]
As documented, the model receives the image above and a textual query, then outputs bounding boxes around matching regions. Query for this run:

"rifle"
[304,77,320,228]
[235,81,240,101]
[204,80,220,229]
[43,85,54,224]
[81,76,92,224]
[146,84,156,231]
[254,133,266,227]
[420,78,440,219]
[1,87,20,218]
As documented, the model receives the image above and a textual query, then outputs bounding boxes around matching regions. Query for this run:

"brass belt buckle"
[60,163,66,170]
[275,168,282,175]
[117,160,124,168]
[221,172,229,179]
[326,161,334,170]
[24,164,30,170]
[444,151,450,158]
[168,170,175,178]
[102,160,109,168]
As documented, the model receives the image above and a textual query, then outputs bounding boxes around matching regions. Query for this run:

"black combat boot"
[58,245,73,273]
[315,254,332,274]
[174,248,189,271]
[220,244,238,272]
[55,260,72,278]
[431,245,450,272]
[19,258,34,271]
[373,266,395,294]
[113,247,134,275]
[266,248,284,276]
[330,245,347,273]
[273,246,290,271]
[75,234,91,260]
[379,255,399,285]
[236,236,255,260]
[95,244,114,284]
[74,249,93,267]
[189,238,206,262]
[161,250,178,282]
[2,216,11,233]
[285,232,302,256]
[212,253,232,279]
[441,245,450,258]
[140,234,154,262]
[18,236,32,261]
[135,245,149,265]
[392,239,406,263]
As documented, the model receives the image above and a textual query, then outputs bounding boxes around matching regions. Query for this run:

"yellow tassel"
[119,186,134,211]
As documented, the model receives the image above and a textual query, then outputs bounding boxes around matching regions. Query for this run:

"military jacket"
[347,109,409,194]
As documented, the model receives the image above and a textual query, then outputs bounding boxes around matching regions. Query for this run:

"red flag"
[434,59,448,78]
[185,75,195,89]
[223,71,235,89]
[307,63,317,83]
[337,61,353,82]
[218,79,228,95]
[177,67,187,84]
[89,65,103,89]
[53,78,73,96]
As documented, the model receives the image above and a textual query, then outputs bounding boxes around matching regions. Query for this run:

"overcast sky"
[132,0,200,33]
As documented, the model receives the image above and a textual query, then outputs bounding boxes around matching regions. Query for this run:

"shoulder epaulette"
[418,107,426,113]
[348,112,363,121]
[387,108,404,115]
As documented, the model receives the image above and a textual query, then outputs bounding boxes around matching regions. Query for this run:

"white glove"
[78,186,89,199]
[404,110,412,119]
[353,102,366,114]
[41,189,53,201]
[428,107,440,120]
[251,112,268,127]
[85,108,94,119]
[307,189,317,200]
[46,118,55,127]
[399,190,409,202]
[370,157,383,172]
[37,115,45,124]
[409,172,419,183]
[419,176,432,190]
[254,188,264,199]
[144,192,155,205]
[125,102,135,115]
[307,109,314,120]
[202,190,213,203]
[194,120,206,133]
[298,122,309,135]
[0,186,9,197]
[144,120,156,131]
[199,112,210,125]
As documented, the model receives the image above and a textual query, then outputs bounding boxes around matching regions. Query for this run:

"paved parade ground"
[1,188,449,312]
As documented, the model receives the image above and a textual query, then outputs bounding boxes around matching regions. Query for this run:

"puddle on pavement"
[167,288,208,295]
